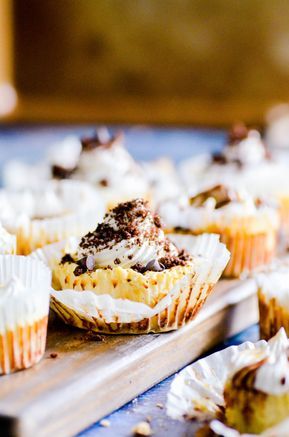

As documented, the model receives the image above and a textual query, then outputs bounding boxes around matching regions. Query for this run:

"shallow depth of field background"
[1,0,289,125]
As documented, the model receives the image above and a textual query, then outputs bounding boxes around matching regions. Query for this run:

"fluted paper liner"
[5,180,105,254]
[166,340,266,422]
[32,233,230,333]
[256,267,289,340]
[0,256,51,374]
[166,334,289,436]
[168,214,278,278]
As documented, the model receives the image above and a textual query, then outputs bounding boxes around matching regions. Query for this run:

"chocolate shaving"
[190,184,235,209]
[81,129,122,151]
[52,165,77,179]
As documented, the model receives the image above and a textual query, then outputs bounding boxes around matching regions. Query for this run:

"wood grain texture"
[0,279,258,437]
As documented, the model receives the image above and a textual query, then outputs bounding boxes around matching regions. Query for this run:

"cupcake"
[0,223,16,254]
[180,123,289,246]
[33,199,229,334]
[0,179,105,254]
[159,184,279,278]
[3,129,150,209]
[257,265,289,340]
[224,328,289,434]
[0,256,51,374]
[167,328,289,436]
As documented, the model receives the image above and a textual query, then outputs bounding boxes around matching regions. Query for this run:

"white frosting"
[0,224,16,254]
[3,160,51,190]
[46,135,82,169]
[179,130,289,200]
[158,189,279,231]
[229,328,289,395]
[77,200,177,268]
[223,130,266,165]
[254,329,289,395]
[76,137,148,203]
[0,256,51,334]
[257,267,289,309]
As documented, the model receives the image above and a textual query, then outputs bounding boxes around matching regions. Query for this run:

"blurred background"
[1,0,289,126]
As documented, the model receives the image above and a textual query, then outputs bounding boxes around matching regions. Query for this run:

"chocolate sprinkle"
[52,165,77,179]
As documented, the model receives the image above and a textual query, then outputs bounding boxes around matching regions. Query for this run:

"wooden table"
[0,125,259,437]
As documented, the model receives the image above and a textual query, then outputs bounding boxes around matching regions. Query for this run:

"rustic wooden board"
[0,279,258,437]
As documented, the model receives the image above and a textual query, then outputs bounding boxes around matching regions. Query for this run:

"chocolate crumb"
[114,258,121,265]
[50,352,58,359]
[153,214,162,228]
[99,179,109,187]
[83,331,104,342]
[132,421,152,436]
[52,165,76,179]
[100,419,110,427]
[60,254,74,264]
[281,377,286,385]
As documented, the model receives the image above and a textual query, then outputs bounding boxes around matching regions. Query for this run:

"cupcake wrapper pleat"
[222,230,276,278]
[0,316,48,375]
[258,291,289,340]
[0,256,51,374]
[169,226,277,278]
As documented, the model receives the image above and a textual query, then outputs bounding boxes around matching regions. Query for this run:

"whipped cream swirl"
[75,198,179,269]
[230,328,289,395]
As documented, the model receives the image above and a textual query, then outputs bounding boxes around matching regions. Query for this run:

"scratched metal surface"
[0,124,256,437]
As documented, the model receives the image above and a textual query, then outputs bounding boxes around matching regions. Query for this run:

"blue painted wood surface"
[0,124,256,436]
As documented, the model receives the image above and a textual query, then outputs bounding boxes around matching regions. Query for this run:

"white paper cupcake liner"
[166,340,266,421]
[31,234,230,333]
[166,330,289,436]
[0,256,51,374]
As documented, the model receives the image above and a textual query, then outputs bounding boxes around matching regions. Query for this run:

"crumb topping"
[61,198,191,275]
[189,185,236,209]
[81,129,121,152]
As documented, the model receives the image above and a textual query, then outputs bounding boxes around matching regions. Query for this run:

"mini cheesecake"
[224,329,289,434]
[38,198,230,334]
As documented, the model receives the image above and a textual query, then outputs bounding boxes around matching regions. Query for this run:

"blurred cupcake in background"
[0,256,51,374]
[179,122,272,190]
[159,184,279,278]
[180,123,289,248]
[3,128,150,210]
[257,263,289,340]
[33,198,229,334]
[74,129,150,208]
[0,179,105,254]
